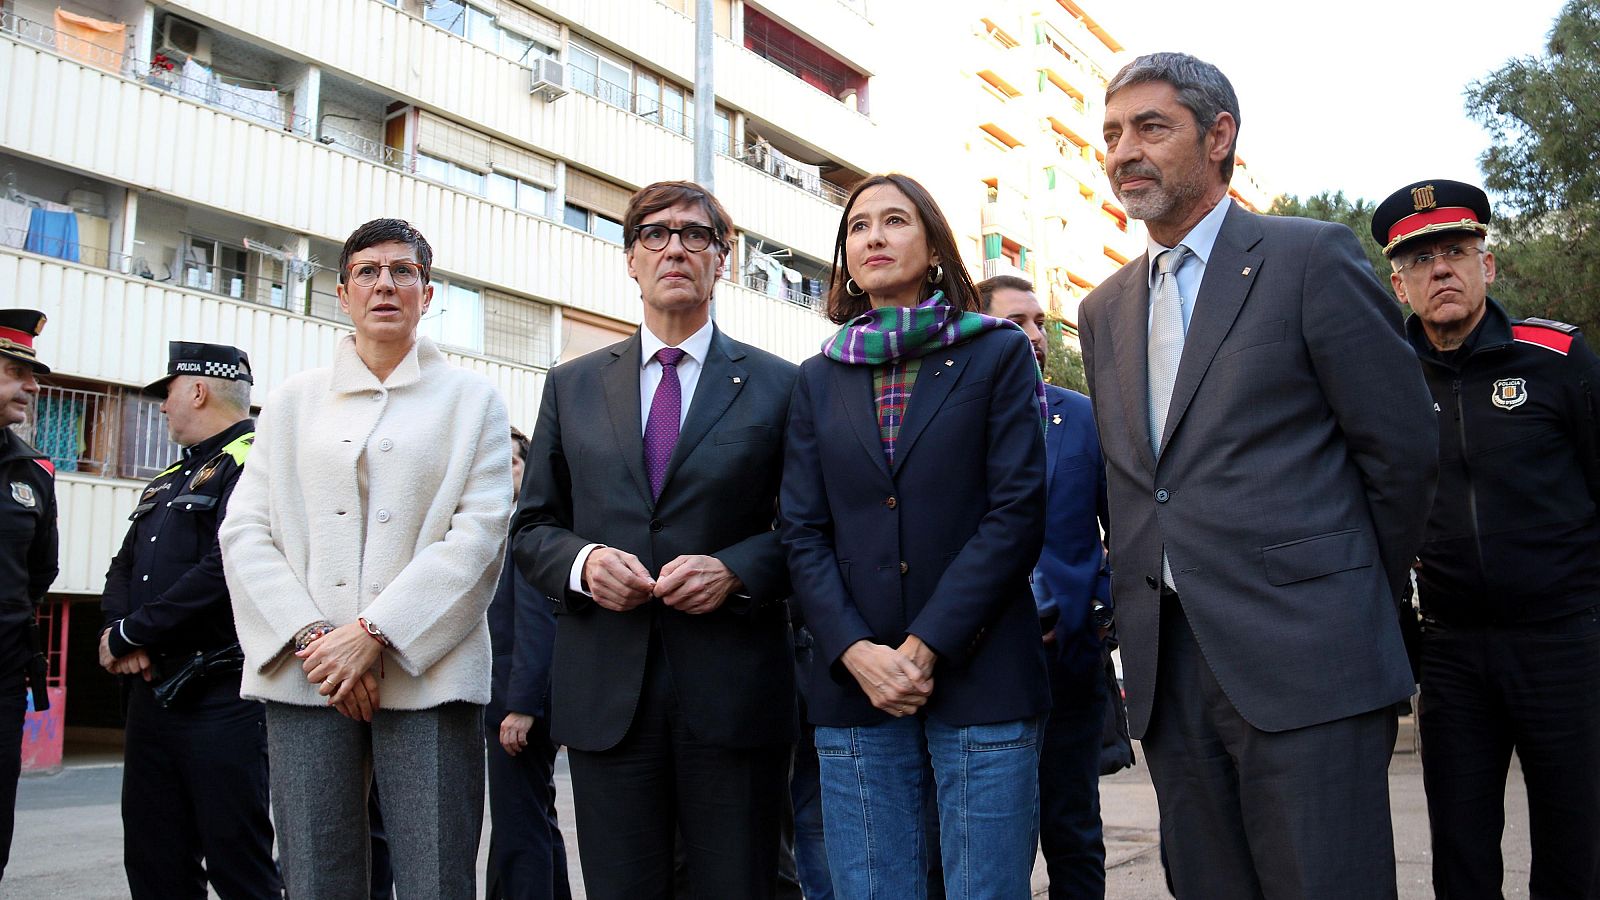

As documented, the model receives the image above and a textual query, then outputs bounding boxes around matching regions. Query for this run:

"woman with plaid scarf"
[780,174,1051,899]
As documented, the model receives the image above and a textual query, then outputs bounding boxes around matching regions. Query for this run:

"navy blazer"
[488,542,555,719]
[1035,385,1110,706]
[780,326,1050,727]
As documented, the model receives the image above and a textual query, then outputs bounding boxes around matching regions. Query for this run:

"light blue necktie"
[1147,245,1189,589]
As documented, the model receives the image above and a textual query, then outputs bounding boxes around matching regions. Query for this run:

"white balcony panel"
[1,249,547,428]
[715,38,878,172]
[165,0,881,178]
[53,474,143,595]
[714,282,832,365]
[741,0,876,72]
[714,155,840,265]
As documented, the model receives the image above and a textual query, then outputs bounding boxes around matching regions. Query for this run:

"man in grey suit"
[1077,53,1438,897]
[513,181,797,900]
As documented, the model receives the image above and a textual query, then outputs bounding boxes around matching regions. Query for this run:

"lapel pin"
[1052,414,1062,425]
[1241,266,1252,276]
[944,359,954,366]
[732,376,742,384]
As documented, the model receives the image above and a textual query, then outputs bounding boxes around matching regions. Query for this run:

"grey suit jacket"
[1079,202,1438,736]
[512,326,798,752]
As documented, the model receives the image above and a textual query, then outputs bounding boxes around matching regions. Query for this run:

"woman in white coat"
[221,218,511,899]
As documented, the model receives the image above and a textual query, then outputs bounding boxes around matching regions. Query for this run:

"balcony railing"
[317,120,419,173]
[13,383,183,480]
[735,140,851,206]
[742,272,822,310]
[0,9,311,135]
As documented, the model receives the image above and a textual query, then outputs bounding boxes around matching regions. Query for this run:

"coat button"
[141,574,149,582]
[649,518,663,533]
[1146,575,1159,590]
[149,535,157,542]
[372,392,383,401]
[1155,489,1170,503]
[884,496,897,509]
[899,561,909,575]
[376,509,391,523]
[336,510,347,516]
[335,580,347,588]
[378,439,394,452]
[370,583,380,593]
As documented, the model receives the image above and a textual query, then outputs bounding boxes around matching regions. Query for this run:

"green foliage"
[1268,191,1390,287]
[1467,0,1600,335]
[1044,316,1089,395]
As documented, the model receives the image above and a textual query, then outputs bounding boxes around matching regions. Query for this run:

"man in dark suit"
[1077,53,1438,897]
[980,276,1114,898]
[514,181,797,900]
[486,427,570,900]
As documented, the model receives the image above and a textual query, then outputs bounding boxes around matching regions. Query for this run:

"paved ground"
[9,725,1534,899]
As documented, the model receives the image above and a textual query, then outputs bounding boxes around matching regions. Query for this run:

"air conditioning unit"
[158,16,212,66]
[529,56,567,101]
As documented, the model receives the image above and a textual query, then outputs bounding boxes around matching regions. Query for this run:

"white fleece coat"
[221,335,512,708]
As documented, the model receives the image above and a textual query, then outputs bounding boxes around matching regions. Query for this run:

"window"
[119,394,182,480]
[662,82,686,134]
[636,71,661,123]
[420,282,484,353]
[714,108,732,155]
[564,203,588,231]
[488,172,549,216]
[425,0,466,35]
[483,290,554,366]
[564,203,623,245]
[568,42,632,110]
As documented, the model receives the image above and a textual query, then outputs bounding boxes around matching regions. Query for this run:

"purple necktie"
[644,347,686,499]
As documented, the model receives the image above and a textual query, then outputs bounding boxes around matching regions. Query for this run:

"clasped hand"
[98,628,152,681]
[842,636,937,717]
[583,548,741,615]
[298,622,382,722]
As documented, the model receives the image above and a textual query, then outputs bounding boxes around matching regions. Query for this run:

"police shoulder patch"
[10,481,36,508]
[1512,324,1573,356]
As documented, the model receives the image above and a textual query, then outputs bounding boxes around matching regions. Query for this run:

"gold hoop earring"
[845,278,865,297]
[926,264,944,284]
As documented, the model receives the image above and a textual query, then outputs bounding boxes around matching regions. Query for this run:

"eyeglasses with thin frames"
[346,262,425,287]
[632,224,720,253]
[1395,245,1485,276]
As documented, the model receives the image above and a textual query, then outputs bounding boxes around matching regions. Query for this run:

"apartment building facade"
[1,0,885,762]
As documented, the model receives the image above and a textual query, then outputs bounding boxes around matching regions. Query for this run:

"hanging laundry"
[0,198,30,250]
[53,10,126,74]
[24,208,80,262]
[179,58,216,104]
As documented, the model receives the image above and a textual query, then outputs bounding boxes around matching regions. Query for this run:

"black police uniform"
[1407,298,1600,898]
[0,426,56,881]
[101,417,281,900]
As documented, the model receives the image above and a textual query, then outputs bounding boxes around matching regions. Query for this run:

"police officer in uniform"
[0,309,57,883]
[1375,179,1600,898]
[98,341,280,900]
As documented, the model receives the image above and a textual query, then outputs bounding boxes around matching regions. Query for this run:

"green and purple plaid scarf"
[823,292,1049,426]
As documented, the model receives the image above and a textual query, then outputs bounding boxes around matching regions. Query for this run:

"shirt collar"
[640,318,714,369]
[1146,195,1233,288]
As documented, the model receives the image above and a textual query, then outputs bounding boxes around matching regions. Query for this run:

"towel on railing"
[0,198,30,250]
[24,208,79,262]
[53,9,125,74]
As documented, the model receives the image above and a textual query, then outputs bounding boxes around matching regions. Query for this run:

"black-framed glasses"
[633,224,720,252]
[1395,245,1484,275]
[347,262,425,287]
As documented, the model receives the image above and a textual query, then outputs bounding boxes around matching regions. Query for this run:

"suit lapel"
[1107,262,1159,475]
[1045,388,1066,492]
[832,362,893,482]
[600,332,654,509]
[892,345,970,470]
[661,327,744,492]
[1160,204,1263,451]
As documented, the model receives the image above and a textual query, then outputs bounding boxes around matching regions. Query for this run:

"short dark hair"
[1106,52,1241,183]
[976,275,1035,312]
[509,426,530,460]
[338,218,433,284]
[825,174,980,324]
[622,181,733,252]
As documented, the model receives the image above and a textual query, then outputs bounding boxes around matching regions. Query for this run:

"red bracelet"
[358,617,392,648]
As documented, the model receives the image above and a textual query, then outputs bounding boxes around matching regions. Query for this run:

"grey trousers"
[265,701,484,900]
[1143,594,1400,899]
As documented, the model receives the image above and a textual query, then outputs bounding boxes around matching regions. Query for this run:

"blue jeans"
[814,715,1043,900]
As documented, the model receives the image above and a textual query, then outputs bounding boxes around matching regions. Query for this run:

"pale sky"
[1091,0,1569,205]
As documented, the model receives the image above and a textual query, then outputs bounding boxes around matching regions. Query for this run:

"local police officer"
[0,309,57,883]
[1376,179,1600,899]
[98,341,280,900]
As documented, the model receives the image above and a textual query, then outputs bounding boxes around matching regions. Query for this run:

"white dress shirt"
[568,319,716,593]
